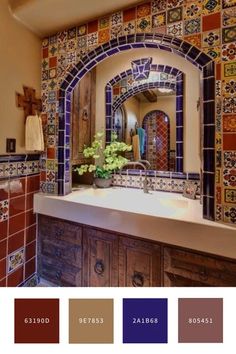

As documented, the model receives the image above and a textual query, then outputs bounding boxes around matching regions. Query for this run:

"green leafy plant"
[74,131,132,179]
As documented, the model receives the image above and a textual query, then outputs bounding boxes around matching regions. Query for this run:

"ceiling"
[9,0,142,37]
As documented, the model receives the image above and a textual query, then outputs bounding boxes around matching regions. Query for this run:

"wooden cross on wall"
[16,86,42,123]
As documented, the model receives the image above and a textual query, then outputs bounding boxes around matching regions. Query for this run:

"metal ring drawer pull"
[132,272,144,287]
[94,260,105,275]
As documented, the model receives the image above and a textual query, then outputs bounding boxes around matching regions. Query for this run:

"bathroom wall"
[41,0,236,224]
[0,0,41,154]
[123,96,140,144]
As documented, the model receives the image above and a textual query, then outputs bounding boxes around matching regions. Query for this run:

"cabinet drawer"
[40,238,82,268]
[38,215,82,245]
[164,247,236,286]
[39,255,82,287]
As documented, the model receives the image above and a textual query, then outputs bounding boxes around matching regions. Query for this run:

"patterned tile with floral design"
[222,0,236,9]
[167,0,183,9]
[223,97,236,113]
[124,21,136,34]
[151,0,166,13]
[167,7,183,23]
[8,248,24,273]
[222,25,236,44]
[136,17,151,32]
[203,46,221,62]
[184,1,202,19]
[224,151,236,168]
[223,61,236,78]
[222,7,236,27]
[152,12,166,28]
[223,114,236,132]
[223,168,236,187]
[203,0,221,14]
[203,29,220,47]
[167,21,183,37]
[222,42,236,61]
[184,18,201,35]
[225,188,236,203]
[224,206,236,224]
[222,78,236,95]
[137,3,151,18]
[184,34,201,48]
[0,199,8,222]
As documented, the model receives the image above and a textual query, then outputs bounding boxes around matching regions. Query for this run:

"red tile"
[40,171,46,182]
[47,147,56,159]
[216,186,221,204]
[9,195,26,217]
[26,210,36,228]
[27,175,40,193]
[137,2,151,18]
[0,220,8,241]
[216,63,221,80]
[0,180,9,201]
[123,7,136,22]
[10,178,26,198]
[42,48,48,58]
[26,224,36,244]
[0,239,7,260]
[223,114,236,132]
[8,231,24,254]
[88,20,98,33]
[9,213,25,236]
[25,257,36,279]
[202,12,221,31]
[0,258,6,279]
[49,56,57,68]
[223,133,236,150]
[7,266,23,287]
[0,277,6,286]
[26,241,36,261]
[26,193,34,211]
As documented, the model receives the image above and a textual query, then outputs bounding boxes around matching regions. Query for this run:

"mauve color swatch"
[178,298,223,343]
[123,298,168,343]
[14,299,59,343]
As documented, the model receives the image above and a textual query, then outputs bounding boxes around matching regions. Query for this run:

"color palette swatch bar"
[123,298,168,343]
[14,298,59,343]
[178,298,223,343]
[69,299,113,344]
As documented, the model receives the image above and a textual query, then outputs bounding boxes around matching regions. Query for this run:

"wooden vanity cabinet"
[164,247,236,287]
[82,227,119,287]
[119,237,161,287]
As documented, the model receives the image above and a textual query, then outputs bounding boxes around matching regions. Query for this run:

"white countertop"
[34,186,236,260]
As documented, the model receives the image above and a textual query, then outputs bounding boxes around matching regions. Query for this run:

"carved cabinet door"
[119,237,161,287]
[82,227,119,287]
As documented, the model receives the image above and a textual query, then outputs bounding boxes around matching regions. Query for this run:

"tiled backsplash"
[0,155,40,287]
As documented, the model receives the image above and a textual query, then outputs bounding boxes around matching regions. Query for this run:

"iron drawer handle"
[55,249,62,257]
[94,260,105,275]
[132,272,144,287]
[199,268,208,281]
[56,270,62,280]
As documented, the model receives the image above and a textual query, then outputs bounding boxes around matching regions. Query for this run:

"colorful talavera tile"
[224,151,236,168]
[167,21,183,37]
[111,11,123,26]
[223,61,236,77]
[0,200,8,222]
[222,42,236,61]
[111,24,123,38]
[49,45,57,57]
[216,150,222,167]
[67,39,76,52]
[225,188,236,203]
[202,29,220,47]
[151,0,166,13]
[222,25,236,43]
[222,78,236,95]
[203,0,221,14]
[184,18,201,35]
[49,68,57,79]
[152,12,166,28]
[68,27,76,39]
[222,0,236,9]
[216,204,222,221]
[123,21,136,34]
[184,1,202,19]
[216,169,221,184]
[203,46,221,62]
[136,17,151,32]
[6,163,17,177]
[222,7,236,27]
[223,168,236,186]
[98,28,110,44]
[224,206,236,224]
[223,97,236,113]
[167,0,183,9]
[137,3,151,18]
[99,17,110,29]
[216,132,222,147]
[17,162,27,176]
[28,161,39,174]
[58,42,67,54]
[77,25,87,36]
[42,38,49,48]
[57,31,68,43]
[87,32,98,47]
[216,186,222,204]
[8,248,24,273]
[46,170,56,182]
[167,7,183,23]
[77,35,87,49]
[216,80,221,96]
[184,34,201,48]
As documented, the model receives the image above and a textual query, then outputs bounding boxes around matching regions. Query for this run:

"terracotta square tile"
[98,28,110,44]
[88,20,98,33]
[27,175,40,193]
[42,48,48,58]
[0,181,9,201]
[9,196,26,217]
[26,241,36,261]
[0,258,6,279]
[40,171,46,182]
[216,63,221,79]
[26,193,34,211]
[25,257,36,280]
[0,277,6,286]
[9,213,25,236]
[203,12,221,31]
[0,239,7,260]
[223,133,236,149]
[7,266,23,287]
[49,56,57,68]
[26,224,36,244]
[8,231,24,254]
[26,210,36,228]
[0,220,8,241]
[123,7,136,22]
[223,114,236,132]
[47,147,56,159]
[10,178,25,198]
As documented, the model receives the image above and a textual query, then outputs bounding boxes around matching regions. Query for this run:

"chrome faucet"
[119,161,150,193]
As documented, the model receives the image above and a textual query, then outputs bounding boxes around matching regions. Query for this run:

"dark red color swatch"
[15,299,59,343]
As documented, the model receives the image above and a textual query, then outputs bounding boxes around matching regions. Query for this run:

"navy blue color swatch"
[123,298,168,343]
